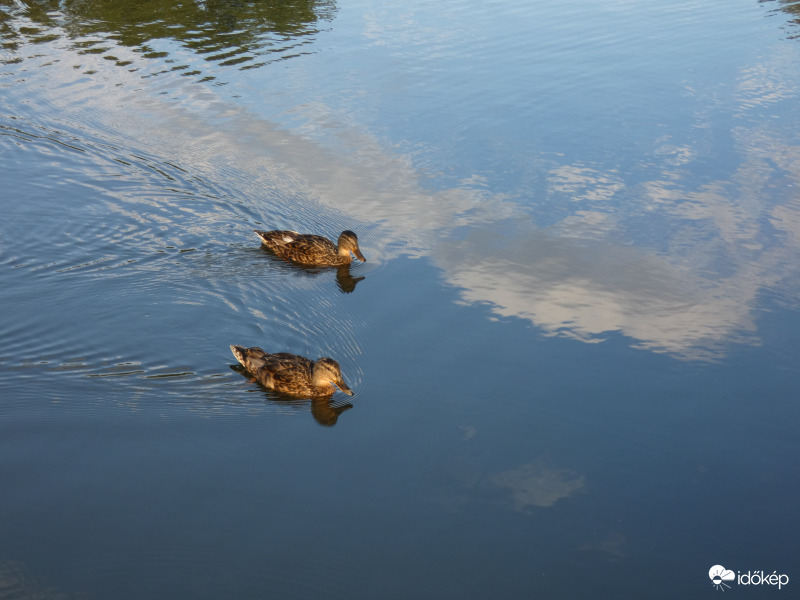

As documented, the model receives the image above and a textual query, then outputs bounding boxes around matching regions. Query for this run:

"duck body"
[254,229,366,266]
[230,345,353,398]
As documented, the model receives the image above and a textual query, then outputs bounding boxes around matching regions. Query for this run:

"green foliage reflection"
[0,0,337,71]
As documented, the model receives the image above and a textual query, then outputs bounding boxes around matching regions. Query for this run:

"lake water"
[1,0,799,597]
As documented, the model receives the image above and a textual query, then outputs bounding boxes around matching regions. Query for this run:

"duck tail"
[230,344,247,365]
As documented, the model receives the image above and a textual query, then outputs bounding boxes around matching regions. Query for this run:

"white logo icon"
[709,565,736,591]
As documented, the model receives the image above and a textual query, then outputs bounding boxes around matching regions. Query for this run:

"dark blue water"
[1,0,799,597]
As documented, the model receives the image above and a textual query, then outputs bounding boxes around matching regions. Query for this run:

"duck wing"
[261,352,313,371]
[261,352,314,384]
[285,234,337,254]
[254,230,301,249]
[269,234,338,265]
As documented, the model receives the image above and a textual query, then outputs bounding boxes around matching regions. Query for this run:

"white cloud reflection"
[8,17,800,361]
[0,561,67,600]
[436,228,761,357]
[492,461,585,511]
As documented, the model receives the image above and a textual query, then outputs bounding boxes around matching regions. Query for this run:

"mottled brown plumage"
[254,229,366,266]
[230,345,354,398]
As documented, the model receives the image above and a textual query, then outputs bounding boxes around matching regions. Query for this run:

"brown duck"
[254,229,366,266]
[230,345,354,398]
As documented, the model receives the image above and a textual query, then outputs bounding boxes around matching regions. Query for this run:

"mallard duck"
[230,345,354,397]
[254,229,366,266]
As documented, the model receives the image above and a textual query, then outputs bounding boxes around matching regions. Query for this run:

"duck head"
[313,357,354,395]
[338,230,366,262]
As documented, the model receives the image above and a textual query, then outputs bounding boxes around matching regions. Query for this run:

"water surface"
[1,0,799,598]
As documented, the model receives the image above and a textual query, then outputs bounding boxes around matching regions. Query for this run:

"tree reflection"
[1,0,337,71]
[761,0,800,37]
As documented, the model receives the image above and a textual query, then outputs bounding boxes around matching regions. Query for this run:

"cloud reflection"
[492,461,585,511]
[0,560,67,600]
[7,19,800,361]
[435,223,760,358]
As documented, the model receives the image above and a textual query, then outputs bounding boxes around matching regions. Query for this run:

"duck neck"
[311,373,333,391]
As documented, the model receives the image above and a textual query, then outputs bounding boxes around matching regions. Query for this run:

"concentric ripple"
[0,113,367,420]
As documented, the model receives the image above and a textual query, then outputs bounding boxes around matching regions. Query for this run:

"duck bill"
[354,249,366,262]
[335,379,354,395]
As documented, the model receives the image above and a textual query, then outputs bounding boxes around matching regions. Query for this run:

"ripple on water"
[1,114,367,422]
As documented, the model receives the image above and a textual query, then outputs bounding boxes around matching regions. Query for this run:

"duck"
[230,345,354,398]
[254,229,366,266]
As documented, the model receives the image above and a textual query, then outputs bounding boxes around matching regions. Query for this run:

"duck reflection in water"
[231,346,353,427]
[254,229,366,293]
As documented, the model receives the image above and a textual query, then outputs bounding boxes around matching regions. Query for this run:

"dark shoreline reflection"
[0,0,337,73]
[230,364,353,426]
[761,0,800,37]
